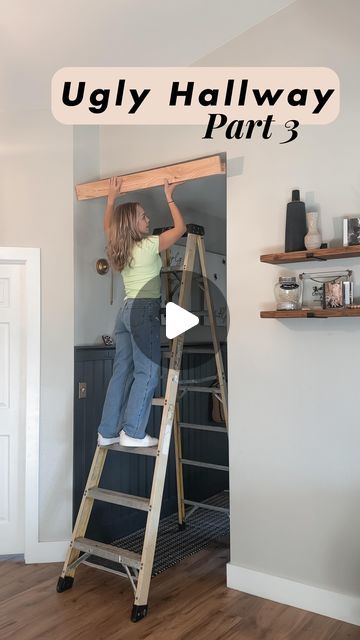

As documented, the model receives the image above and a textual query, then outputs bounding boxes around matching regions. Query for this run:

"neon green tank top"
[121,235,162,299]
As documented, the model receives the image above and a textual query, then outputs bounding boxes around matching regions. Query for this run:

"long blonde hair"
[106,202,147,272]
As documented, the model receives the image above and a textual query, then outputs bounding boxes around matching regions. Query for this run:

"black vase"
[285,189,307,252]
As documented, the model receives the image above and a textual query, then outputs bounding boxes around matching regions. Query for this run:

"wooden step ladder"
[56,224,228,622]
[157,225,229,528]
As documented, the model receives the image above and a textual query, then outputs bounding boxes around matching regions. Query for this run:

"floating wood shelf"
[260,246,360,265]
[260,308,360,319]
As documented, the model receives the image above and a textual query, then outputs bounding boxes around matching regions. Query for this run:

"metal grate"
[87,492,229,577]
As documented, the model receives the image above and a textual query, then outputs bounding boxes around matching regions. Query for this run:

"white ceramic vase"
[304,211,322,250]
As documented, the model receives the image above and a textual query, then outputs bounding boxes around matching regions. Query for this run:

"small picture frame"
[323,281,344,309]
[299,270,353,309]
[343,217,360,246]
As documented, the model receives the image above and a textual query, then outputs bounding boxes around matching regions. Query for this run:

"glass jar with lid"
[274,276,301,310]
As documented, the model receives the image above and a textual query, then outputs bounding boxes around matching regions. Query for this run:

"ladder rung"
[178,385,221,393]
[163,347,216,358]
[161,266,183,273]
[184,499,229,514]
[181,347,215,353]
[72,537,141,569]
[87,488,150,511]
[107,443,158,457]
[180,459,229,471]
[152,397,165,406]
[160,308,208,316]
[179,422,227,433]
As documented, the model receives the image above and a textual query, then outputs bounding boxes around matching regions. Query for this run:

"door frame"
[0,248,67,562]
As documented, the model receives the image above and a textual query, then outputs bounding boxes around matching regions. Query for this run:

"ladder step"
[181,347,215,353]
[163,347,216,358]
[178,385,221,394]
[153,223,204,236]
[87,488,150,511]
[160,308,208,316]
[107,443,158,457]
[152,397,165,406]
[161,266,184,273]
[72,537,141,569]
[180,459,229,471]
[184,499,229,514]
[179,422,227,433]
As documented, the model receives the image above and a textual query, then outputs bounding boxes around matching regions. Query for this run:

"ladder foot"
[131,604,148,622]
[56,576,74,592]
[178,522,186,531]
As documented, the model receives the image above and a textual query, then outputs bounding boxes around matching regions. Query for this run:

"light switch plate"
[79,382,87,399]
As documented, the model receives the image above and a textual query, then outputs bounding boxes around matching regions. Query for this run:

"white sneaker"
[119,431,158,448]
[98,433,120,446]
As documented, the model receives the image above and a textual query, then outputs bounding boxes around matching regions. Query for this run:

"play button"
[165,302,199,339]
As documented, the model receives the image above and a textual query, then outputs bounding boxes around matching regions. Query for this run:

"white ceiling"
[2,0,296,110]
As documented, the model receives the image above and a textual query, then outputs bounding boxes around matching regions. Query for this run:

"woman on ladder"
[97,176,186,448]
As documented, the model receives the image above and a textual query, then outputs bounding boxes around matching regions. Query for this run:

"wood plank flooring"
[0,543,359,640]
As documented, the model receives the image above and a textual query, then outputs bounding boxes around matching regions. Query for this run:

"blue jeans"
[98,297,161,439]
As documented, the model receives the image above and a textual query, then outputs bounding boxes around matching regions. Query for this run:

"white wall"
[0,110,74,542]
[97,0,360,624]
[198,0,360,624]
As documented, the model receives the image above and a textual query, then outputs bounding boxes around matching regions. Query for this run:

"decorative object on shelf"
[343,216,360,246]
[299,270,353,309]
[304,211,322,250]
[285,189,307,252]
[323,281,344,309]
[343,281,354,306]
[102,335,114,346]
[274,276,301,310]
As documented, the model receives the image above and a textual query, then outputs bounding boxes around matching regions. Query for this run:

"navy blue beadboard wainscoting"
[74,344,228,544]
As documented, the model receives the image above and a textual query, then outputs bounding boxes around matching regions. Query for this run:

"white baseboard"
[25,540,69,564]
[227,562,360,627]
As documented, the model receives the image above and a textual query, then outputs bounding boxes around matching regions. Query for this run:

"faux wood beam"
[75,155,225,201]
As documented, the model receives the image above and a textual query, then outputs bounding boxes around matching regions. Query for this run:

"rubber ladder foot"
[56,576,74,592]
[131,604,148,622]
[178,522,186,531]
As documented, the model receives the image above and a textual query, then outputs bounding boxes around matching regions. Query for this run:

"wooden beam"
[75,155,225,201]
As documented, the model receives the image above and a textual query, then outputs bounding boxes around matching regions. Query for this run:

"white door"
[0,263,25,554]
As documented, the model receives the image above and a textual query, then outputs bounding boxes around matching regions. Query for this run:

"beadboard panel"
[74,344,228,543]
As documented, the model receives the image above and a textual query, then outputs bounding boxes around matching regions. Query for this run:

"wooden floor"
[0,543,359,640]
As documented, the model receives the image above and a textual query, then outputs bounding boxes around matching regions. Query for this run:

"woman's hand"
[108,176,123,203]
[164,178,185,202]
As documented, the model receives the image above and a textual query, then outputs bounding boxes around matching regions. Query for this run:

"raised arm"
[158,179,187,252]
[104,176,123,238]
